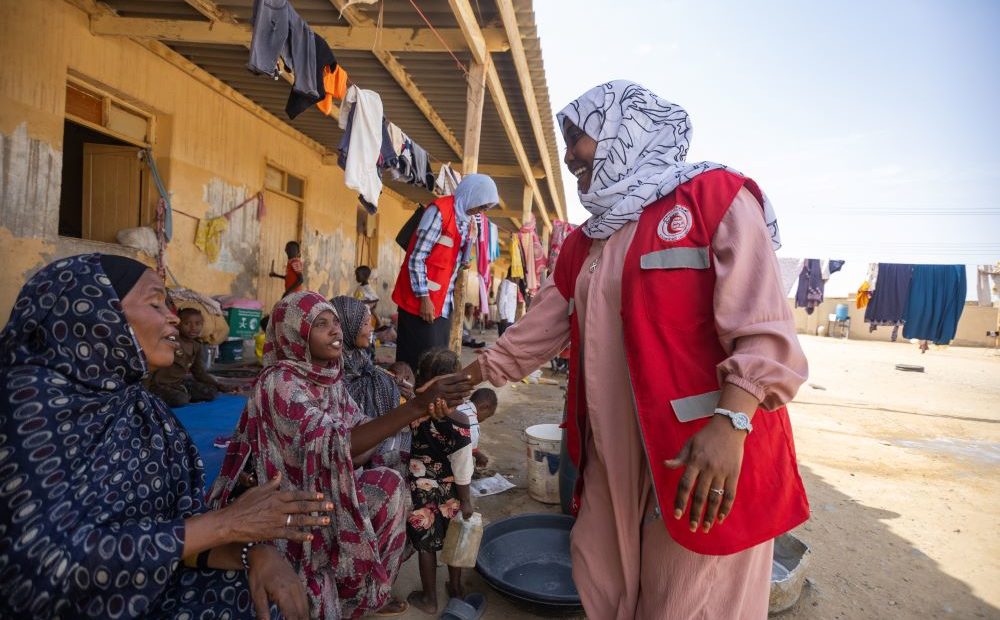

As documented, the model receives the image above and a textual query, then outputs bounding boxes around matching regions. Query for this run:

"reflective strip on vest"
[670,390,721,423]
[567,298,575,316]
[437,235,455,248]
[640,246,710,270]
[427,280,443,292]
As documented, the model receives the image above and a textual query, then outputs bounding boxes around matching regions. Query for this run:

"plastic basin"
[476,513,581,610]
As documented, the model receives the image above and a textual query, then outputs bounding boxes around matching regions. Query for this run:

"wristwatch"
[714,408,753,434]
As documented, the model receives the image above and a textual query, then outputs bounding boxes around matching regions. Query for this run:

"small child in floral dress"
[405,348,475,615]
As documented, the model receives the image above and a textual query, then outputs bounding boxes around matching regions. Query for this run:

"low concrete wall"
[791,297,999,348]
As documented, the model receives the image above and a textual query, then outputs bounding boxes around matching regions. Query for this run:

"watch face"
[733,413,751,430]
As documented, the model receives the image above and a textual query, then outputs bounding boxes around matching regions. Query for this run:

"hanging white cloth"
[777,258,803,297]
[339,85,384,207]
[435,163,462,195]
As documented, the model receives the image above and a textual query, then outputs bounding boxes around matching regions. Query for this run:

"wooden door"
[82,143,143,243]
[258,190,302,312]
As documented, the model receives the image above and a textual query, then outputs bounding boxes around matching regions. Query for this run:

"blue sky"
[534,0,1000,296]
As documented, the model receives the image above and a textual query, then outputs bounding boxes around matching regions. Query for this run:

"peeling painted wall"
[0,0,418,321]
[302,226,356,301]
[202,178,261,297]
[0,123,62,238]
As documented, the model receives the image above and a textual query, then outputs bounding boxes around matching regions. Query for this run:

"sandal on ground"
[438,593,486,620]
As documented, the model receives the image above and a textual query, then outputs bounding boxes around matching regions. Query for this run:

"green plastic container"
[217,339,244,363]
[226,308,261,339]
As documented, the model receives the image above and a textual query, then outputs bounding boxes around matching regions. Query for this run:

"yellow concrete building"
[0,0,566,321]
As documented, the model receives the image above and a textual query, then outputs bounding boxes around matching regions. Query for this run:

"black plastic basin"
[475,513,581,610]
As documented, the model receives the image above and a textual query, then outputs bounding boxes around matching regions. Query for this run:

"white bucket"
[524,423,562,504]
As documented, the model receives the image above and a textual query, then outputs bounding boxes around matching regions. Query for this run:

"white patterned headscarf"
[557,80,781,248]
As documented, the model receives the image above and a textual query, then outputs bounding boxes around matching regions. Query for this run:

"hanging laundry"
[386,122,405,156]
[864,263,913,339]
[519,226,537,292]
[316,65,348,116]
[476,213,490,281]
[410,142,434,190]
[864,263,879,290]
[794,259,824,315]
[855,281,872,309]
[976,263,1000,307]
[479,276,490,319]
[247,0,318,98]
[822,260,845,280]
[510,233,524,279]
[901,265,966,345]
[391,135,414,183]
[378,118,398,172]
[855,264,877,308]
[338,85,384,208]
[435,164,462,195]
[194,216,228,263]
[546,220,577,272]
[777,258,804,297]
[285,34,335,119]
[488,222,500,261]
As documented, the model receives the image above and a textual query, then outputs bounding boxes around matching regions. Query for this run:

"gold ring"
[710,488,725,496]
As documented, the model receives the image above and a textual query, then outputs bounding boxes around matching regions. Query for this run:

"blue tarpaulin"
[172,394,246,490]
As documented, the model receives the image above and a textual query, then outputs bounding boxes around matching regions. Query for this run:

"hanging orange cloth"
[855,280,872,309]
[316,65,349,116]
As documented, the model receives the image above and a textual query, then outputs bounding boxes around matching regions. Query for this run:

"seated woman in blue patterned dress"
[0,254,331,620]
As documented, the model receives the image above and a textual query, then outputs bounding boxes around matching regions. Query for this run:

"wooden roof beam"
[459,163,545,178]
[447,0,555,231]
[88,14,508,53]
[183,0,237,23]
[496,0,566,221]
[327,1,463,160]
[447,0,488,65]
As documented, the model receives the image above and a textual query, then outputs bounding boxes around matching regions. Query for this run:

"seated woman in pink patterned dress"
[210,292,471,619]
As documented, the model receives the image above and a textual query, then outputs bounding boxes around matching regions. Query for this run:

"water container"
[440,512,484,568]
[524,424,561,504]
[835,304,849,321]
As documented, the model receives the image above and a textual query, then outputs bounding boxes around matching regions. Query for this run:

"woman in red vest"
[392,174,499,369]
[463,81,809,618]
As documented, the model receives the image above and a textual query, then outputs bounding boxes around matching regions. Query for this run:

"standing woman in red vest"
[463,81,810,618]
[393,175,499,369]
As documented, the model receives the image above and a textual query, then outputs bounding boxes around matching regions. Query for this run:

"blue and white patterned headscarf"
[0,254,213,618]
[557,80,781,247]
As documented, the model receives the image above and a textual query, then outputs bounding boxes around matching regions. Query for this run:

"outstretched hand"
[414,373,474,410]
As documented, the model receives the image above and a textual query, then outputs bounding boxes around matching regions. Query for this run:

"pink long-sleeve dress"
[479,188,808,619]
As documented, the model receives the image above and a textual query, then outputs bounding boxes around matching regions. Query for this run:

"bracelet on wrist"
[240,541,258,571]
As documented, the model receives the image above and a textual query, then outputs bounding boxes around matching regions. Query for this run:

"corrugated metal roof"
[97,0,566,223]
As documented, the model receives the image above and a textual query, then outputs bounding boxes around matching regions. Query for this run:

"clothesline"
[249,0,480,214]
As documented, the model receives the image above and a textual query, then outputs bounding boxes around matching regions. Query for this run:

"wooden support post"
[521,185,533,224]
[462,61,487,175]
[449,61,488,354]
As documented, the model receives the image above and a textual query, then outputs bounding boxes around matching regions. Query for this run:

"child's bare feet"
[407,590,437,615]
[445,580,466,599]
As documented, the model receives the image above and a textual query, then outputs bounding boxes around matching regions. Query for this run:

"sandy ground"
[383,334,1000,619]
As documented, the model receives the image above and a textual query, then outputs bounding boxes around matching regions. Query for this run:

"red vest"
[392,196,462,316]
[554,169,809,555]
